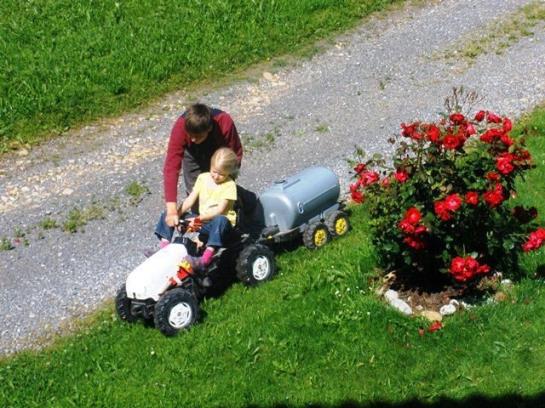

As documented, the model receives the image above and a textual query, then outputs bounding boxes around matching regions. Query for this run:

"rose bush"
[350,103,543,284]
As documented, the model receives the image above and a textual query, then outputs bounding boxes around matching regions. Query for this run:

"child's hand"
[188,217,202,231]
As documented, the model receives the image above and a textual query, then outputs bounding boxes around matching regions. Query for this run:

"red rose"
[486,171,500,182]
[478,264,491,275]
[536,228,545,240]
[502,117,512,132]
[474,110,486,122]
[465,257,479,271]
[404,207,422,225]
[351,190,364,204]
[403,236,425,250]
[359,171,380,186]
[487,111,502,123]
[414,225,428,235]
[443,134,460,150]
[483,184,504,208]
[522,228,545,252]
[450,257,465,274]
[353,163,366,174]
[500,134,514,147]
[480,128,503,143]
[465,191,479,206]
[401,122,420,139]
[399,219,415,234]
[496,153,515,175]
[426,125,441,143]
[445,193,462,212]
[394,170,409,183]
[466,123,476,136]
[349,183,360,193]
[449,112,465,125]
[381,177,391,188]
[449,256,488,282]
[434,200,452,221]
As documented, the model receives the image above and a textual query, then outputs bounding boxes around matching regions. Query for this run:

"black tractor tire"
[115,284,137,323]
[326,210,350,237]
[236,244,276,286]
[154,288,200,336]
[302,221,331,250]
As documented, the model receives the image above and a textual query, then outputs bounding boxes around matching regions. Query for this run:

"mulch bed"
[380,269,500,313]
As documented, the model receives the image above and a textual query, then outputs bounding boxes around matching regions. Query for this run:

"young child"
[176,147,238,271]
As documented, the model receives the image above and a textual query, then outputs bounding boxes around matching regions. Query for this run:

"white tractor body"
[125,243,188,302]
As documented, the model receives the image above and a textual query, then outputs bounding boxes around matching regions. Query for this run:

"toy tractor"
[116,166,349,335]
[116,224,276,336]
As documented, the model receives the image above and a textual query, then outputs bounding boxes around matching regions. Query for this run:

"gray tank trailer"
[256,166,350,249]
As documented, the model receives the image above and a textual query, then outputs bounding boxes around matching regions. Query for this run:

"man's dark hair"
[185,103,213,134]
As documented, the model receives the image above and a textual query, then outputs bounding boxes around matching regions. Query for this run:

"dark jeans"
[154,212,233,248]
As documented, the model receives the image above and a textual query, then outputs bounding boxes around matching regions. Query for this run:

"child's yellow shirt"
[193,173,237,226]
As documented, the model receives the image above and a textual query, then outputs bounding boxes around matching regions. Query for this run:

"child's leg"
[185,216,232,270]
[201,247,216,266]
[198,215,232,249]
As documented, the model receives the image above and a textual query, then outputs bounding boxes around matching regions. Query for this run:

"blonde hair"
[211,147,239,178]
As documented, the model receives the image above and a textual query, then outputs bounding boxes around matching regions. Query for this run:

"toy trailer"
[258,166,350,249]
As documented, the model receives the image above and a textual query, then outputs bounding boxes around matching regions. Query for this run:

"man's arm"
[163,116,187,207]
[216,112,243,164]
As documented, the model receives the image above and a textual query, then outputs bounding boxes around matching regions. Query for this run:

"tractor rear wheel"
[236,244,276,286]
[303,221,330,249]
[326,210,350,237]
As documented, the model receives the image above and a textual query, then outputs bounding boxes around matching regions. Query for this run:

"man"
[158,103,243,235]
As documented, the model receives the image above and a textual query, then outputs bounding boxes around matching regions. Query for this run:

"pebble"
[384,289,399,302]
[439,304,457,316]
[389,298,413,316]
[420,310,443,322]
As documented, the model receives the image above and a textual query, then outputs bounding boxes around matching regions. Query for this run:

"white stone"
[389,298,412,315]
[420,310,442,322]
[449,299,460,307]
[62,188,74,196]
[439,304,457,316]
[501,279,513,286]
[384,289,399,302]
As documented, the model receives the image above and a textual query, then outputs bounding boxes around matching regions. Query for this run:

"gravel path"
[1,0,545,355]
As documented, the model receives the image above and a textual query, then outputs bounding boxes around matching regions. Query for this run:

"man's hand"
[165,202,179,227]
[165,212,179,227]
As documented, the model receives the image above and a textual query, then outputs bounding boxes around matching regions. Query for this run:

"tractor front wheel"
[154,288,200,336]
[115,284,137,323]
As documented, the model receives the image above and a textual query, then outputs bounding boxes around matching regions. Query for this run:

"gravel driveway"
[1,0,545,355]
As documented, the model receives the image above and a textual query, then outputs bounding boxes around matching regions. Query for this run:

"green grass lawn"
[0,0,404,153]
[1,107,545,407]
